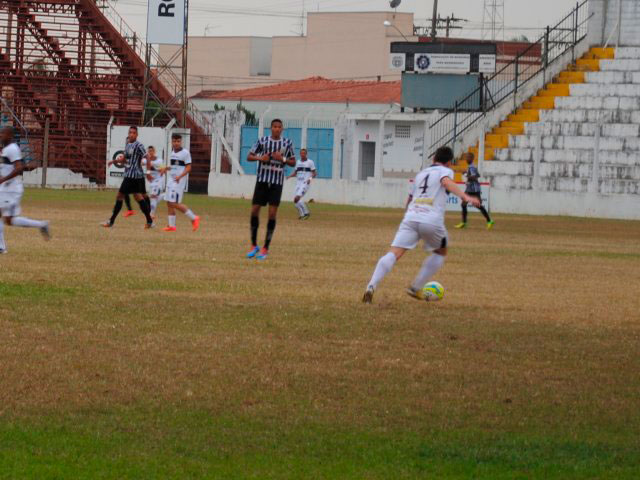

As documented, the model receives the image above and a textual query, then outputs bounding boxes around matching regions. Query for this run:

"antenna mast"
[481,0,505,41]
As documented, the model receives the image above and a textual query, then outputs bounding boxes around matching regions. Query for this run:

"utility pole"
[430,0,438,41]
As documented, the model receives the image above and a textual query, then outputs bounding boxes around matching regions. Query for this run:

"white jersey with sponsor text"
[146,157,165,183]
[0,142,23,193]
[169,148,191,190]
[403,164,454,225]
[295,159,316,184]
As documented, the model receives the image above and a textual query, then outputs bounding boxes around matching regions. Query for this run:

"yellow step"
[500,121,524,129]
[586,47,615,59]
[575,58,600,71]
[557,71,585,83]
[515,108,540,120]
[538,88,569,97]
[509,113,537,123]
[485,133,509,149]
[469,146,495,161]
[524,96,556,109]
[539,84,570,96]
[493,126,523,135]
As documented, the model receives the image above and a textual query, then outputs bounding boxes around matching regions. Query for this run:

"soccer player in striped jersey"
[455,152,494,229]
[0,127,50,254]
[102,126,154,229]
[287,148,317,220]
[246,119,296,260]
[362,147,480,303]
[162,134,200,232]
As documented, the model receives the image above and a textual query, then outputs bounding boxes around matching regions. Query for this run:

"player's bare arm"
[442,177,481,207]
[0,160,24,185]
[175,164,192,182]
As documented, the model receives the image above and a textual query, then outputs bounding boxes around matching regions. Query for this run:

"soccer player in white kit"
[287,148,317,219]
[163,133,200,232]
[362,146,480,303]
[0,127,50,254]
[144,145,165,219]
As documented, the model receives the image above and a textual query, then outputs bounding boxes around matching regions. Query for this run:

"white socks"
[412,254,446,291]
[150,197,159,216]
[168,215,176,227]
[0,221,5,251]
[11,216,46,229]
[368,252,397,289]
[185,209,196,221]
[295,201,309,216]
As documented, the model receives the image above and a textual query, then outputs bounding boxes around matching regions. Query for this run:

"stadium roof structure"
[191,77,402,104]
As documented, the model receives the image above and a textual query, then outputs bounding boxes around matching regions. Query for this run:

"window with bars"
[395,124,411,138]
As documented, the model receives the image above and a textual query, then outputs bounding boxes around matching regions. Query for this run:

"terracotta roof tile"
[192,76,401,104]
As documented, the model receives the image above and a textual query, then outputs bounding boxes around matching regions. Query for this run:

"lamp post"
[383,20,410,41]
[430,0,439,41]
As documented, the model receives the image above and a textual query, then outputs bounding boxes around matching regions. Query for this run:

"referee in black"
[245,119,296,260]
[102,126,154,228]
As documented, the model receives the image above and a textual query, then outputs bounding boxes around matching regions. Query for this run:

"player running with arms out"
[455,152,494,230]
[246,119,296,260]
[144,145,165,219]
[102,126,154,229]
[163,134,200,232]
[362,146,480,303]
[0,127,50,254]
[287,148,317,220]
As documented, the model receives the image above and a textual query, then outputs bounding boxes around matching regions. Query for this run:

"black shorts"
[252,182,283,207]
[119,177,146,195]
[465,191,482,202]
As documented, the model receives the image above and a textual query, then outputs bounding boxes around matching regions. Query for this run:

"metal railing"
[428,0,591,157]
[96,0,214,136]
[0,97,34,164]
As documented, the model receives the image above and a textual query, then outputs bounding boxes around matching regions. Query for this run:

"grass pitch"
[1,189,639,479]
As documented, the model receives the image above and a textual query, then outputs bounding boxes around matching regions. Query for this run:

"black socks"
[264,219,276,250]
[251,216,259,246]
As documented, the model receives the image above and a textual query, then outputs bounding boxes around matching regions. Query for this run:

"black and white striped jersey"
[465,165,481,194]
[250,136,295,185]
[124,140,146,179]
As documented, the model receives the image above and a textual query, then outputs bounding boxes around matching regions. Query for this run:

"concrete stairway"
[484,46,640,201]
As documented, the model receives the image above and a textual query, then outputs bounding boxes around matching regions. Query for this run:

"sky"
[113,0,578,41]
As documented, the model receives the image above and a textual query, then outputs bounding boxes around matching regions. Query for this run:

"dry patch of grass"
[0,189,639,478]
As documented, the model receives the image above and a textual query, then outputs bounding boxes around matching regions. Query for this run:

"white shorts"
[391,220,448,252]
[0,191,22,217]
[150,180,164,197]
[295,182,310,199]
[164,180,185,204]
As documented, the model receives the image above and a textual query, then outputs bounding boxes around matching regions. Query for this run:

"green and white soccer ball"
[422,281,445,302]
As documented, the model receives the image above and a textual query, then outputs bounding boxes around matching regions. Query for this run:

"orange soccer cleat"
[163,226,177,232]
[124,210,136,218]
[192,216,201,232]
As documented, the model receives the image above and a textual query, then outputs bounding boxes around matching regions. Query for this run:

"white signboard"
[106,126,191,191]
[479,54,497,73]
[389,53,406,71]
[445,183,491,212]
[147,0,185,45]
[414,53,471,74]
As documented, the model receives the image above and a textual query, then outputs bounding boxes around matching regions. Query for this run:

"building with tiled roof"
[191,77,402,123]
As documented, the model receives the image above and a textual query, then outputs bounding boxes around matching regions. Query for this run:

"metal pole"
[41,118,50,188]
[616,0,623,47]
[452,101,458,147]
[181,0,189,127]
[430,0,439,41]
[513,57,519,111]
